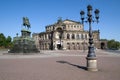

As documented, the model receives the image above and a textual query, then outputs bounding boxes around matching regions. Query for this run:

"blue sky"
[0,0,120,41]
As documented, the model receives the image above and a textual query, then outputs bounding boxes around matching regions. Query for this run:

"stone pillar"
[63,41,66,50]
[46,34,48,40]
[54,41,57,50]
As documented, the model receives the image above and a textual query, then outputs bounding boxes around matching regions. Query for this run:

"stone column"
[54,41,57,50]
[46,34,48,40]
[63,41,66,50]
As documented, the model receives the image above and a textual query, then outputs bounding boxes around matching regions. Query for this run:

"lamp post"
[80,5,100,71]
[83,38,85,53]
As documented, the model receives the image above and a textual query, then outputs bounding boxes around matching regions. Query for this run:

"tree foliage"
[107,39,120,50]
[0,33,13,48]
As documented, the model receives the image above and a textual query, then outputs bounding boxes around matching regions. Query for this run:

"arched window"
[67,43,70,50]
[76,34,79,39]
[48,34,51,39]
[72,34,75,39]
[56,27,62,31]
[85,34,87,39]
[72,43,75,49]
[81,34,83,39]
[67,34,70,39]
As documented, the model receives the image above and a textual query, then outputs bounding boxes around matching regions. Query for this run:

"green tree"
[107,39,120,50]
[5,36,13,48]
[0,33,13,49]
[0,33,6,48]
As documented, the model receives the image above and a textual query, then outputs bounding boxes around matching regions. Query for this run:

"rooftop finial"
[57,17,62,24]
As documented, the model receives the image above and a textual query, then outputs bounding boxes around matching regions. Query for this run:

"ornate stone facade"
[33,19,102,50]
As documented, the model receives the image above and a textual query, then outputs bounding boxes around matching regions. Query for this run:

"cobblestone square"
[0,50,120,80]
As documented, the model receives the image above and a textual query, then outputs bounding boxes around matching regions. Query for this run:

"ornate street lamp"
[80,5,100,71]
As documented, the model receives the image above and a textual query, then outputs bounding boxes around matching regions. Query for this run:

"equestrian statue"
[23,17,31,29]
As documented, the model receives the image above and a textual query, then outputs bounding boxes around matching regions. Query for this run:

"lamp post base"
[86,57,98,71]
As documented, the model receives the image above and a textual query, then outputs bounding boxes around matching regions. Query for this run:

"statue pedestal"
[9,29,39,54]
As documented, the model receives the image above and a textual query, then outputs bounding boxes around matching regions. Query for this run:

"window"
[48,34,51,39]
[76,34,79,39]
[67,43,70,50]
[63,25,66,29]
[67,34,70,39]
[85,34,87,39]
[72,34,75,39]
[81,34,83,39]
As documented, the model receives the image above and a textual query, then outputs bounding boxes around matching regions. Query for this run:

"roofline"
[64,19,81,24]
[46,19,81,28]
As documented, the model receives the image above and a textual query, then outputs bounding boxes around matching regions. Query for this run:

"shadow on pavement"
[56,61,87,71]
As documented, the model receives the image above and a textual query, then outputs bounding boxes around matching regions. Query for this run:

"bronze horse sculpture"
[23,17,31,29]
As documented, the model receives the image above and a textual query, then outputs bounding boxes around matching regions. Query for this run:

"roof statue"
[23,17,31,29]
[57,17,62,24]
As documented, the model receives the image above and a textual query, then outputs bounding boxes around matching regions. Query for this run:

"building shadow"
[56,61,87,71]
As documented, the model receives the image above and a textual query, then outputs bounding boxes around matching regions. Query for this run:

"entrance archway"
[101,42,105,49]
[57,44,61,50]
